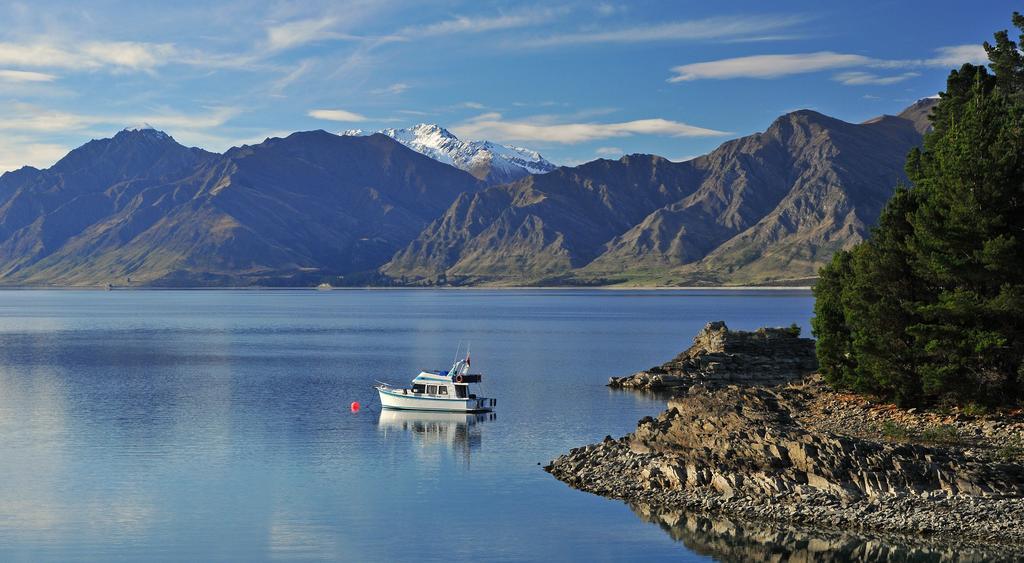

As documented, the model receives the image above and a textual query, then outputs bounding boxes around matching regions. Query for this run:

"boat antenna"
[453,341,462,365]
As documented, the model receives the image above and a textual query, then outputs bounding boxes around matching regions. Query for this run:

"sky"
[0,1,1016,172]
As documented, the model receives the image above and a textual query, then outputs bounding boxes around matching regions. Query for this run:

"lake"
[0,288,959,561]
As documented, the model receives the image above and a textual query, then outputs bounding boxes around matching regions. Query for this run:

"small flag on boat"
[466,353,470,367]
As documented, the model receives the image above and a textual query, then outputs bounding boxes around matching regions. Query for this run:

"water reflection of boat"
[378,409,495,461]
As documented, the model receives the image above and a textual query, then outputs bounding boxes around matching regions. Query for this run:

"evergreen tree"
[813,13,1024,406]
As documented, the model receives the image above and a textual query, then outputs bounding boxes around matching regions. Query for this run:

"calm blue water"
[0,289,815,561]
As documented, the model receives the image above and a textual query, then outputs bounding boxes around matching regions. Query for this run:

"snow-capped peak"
[120,123,171,140]
[344,123,556,183]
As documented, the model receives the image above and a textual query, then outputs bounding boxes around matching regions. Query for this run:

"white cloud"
[669,51,871,82]
[271,60,315,94]
[0,69,56,82]
[0,41,177,72]
[131,106,241,130]
[833,71,920,85]
[453,112,728,144]
[402,10,561,37]
[595,3,625,17]
[927,44,988,67]
[595,146,623,156]
[0,104,241,133]
[79,41,178,72]
[371,82,409,95]
[0,138,69,172]
[308,108,368,122]
[527,15,807,47]
[672,154,700,162]
[0,42,81,69]
[265,17,355,52]
[669,44,990,83]
[0,105,246,171]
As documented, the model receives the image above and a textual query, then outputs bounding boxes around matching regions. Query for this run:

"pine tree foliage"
[812,13,1024,406]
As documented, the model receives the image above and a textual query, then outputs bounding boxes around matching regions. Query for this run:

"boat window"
[412,384,425,393]
[455,385,467,398]
[437,386,448,396]
[426,385,437,395]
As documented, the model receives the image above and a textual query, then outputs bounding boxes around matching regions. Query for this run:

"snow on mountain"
[343,124,556,184]
[121,123,171,140]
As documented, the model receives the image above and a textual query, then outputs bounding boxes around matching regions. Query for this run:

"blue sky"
[0,1,1014,171]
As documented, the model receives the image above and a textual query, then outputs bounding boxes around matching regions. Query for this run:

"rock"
[607,321,816,391]
[547,380,1024,549]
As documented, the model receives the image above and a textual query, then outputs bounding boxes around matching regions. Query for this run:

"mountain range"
[0,99,936,287]
[0,129,481,286]
[342,124,556,184]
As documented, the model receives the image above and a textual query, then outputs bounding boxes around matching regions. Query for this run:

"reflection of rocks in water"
[630,503,1018,562]
[378,410,495,463]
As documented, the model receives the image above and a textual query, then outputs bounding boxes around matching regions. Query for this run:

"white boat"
[376,355,495,413]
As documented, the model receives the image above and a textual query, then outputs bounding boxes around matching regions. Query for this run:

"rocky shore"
[607,321,818,391]
[549,324,1024,551]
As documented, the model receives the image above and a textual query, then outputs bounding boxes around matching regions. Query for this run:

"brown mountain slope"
[382,155,703,283]
[384,100,936,286]
[0,130,482,286]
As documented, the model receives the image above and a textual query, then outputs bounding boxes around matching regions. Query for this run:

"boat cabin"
[410,370,483,399]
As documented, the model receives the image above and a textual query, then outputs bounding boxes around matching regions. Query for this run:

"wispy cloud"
[595,3,625,17]
[595,146,623,156]
[0,69,56,82]
[404,11,561,37]
[0,40,178,72]
[927,44,987,67]
[669,51,870,82]
[271,60,316,94]
[453,112,728,144]
[0,136,71,172]
[669,44,990,83]
[371,82,409,95]
[0,104,241,133]
[308,108,368,122]
[132,106,242,130]
[526,15,808,47]
[80,41,178,72]
[264,17,357,52]
[833,71,919,85]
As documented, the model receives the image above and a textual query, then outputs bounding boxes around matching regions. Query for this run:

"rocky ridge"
[607,321,818,390]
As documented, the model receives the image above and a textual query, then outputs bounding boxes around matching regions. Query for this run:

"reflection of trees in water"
[630,504,1017,562]
[378,411,496,466]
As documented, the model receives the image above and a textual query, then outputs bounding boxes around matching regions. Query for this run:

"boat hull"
[377,387,493,413]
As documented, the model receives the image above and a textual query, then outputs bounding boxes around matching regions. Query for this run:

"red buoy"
[350,401,360,412]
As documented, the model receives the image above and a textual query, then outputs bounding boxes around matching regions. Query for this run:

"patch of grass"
[995,441,1024,462]
[881,421,911,441]
[962,403,989,417]
[919,424,961,445]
